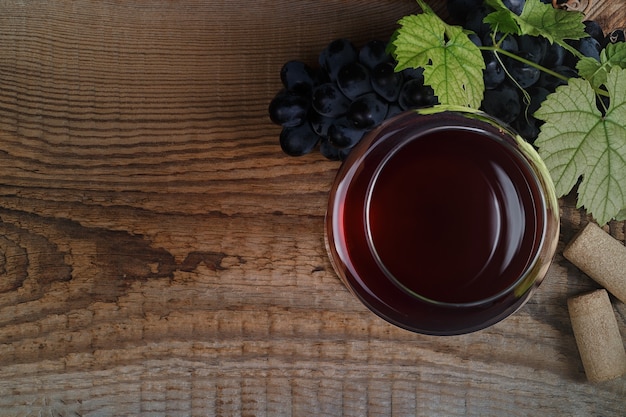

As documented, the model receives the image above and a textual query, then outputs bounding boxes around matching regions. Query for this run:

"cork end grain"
[567,289,626,383]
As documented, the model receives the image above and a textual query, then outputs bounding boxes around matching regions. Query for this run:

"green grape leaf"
[616,207,626,221]
[535,68,626,225]
[483,0,523,35]
[391,8,485,108]
[518,0,587,42]
[484,0,587,44]
[603,42,626,68]
[577,43,626,89]
[577,57,605,90]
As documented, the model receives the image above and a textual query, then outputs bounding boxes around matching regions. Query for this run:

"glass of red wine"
[325,106,560,335]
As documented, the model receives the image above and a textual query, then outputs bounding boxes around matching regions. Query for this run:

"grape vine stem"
[480,45,610,98]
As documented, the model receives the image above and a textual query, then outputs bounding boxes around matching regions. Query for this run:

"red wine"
[325,109,559,335]
[366,128,539,304]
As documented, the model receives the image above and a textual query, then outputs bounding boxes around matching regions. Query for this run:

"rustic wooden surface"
[1,0,625,415]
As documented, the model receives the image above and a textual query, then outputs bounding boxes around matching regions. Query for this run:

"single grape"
[481,82,521,124]
[483,52,506,89]
[506,52,540,88]
[400,67,425,83]
[398,79,437,110]
[576,37,601,61]
[468,33,482,47]
[358,40,392,70]
[308,111,335,138]
[312,83,350,117]
[347,93,389,130]
[502,0,525,15]
[337,62,373,100]
[268,90,310,127]
[320,138,351,161]
[279,123,320,156]
[319,39,358,81]
[328,117,366,148]
[512,114,541,143]
[371,62,404,101]
[584,20,605,45]
[516,35,547,64]
[541,42,568,68]
[280,60,315,95]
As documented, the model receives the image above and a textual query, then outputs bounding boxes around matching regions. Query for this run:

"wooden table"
[1,1,625,415]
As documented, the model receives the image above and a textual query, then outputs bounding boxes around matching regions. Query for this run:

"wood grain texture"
[1,0,625,416]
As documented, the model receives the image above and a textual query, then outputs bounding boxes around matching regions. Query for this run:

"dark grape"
[400,67,425,83]
[481,82,521,124]
[584,20,605,45]
[359,40,392,70]
[312,83,350,117]
[309,111,334,138]
[527,86,551,115]
[576,37,601,61]
[506,52,540,88]
[319,39,358,81]
[540,42,567,68]
[337,62,373,100]
[468,33,483,47]
[270,4,613,161]
[320,138,351,161]
[280,60,315,95]
[512,114,541,143]
[347,93,389,129]
[516,35,547,64]
[279,123,320,156]
[483,52,506,89]
[371,62,404,101]
[328,117,366,148]
[268,90,310,127]
[502,0,525,15]
[398,79,437,110]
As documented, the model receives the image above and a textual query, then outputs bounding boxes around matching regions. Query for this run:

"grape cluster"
[268,0,624,159]
[448,0,622,142]
[269,39,437,159]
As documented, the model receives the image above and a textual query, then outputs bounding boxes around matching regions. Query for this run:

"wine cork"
[563,222,626,304]
[568,289,626,382]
